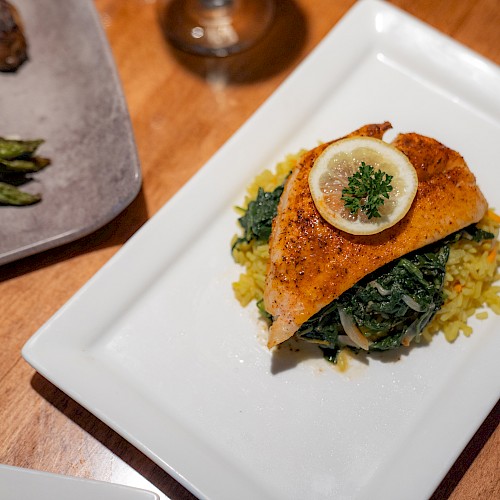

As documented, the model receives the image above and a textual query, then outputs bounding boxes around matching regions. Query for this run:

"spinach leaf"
[457,224,494,243]
[234,184,284,247]
[292,222,495,361]
[296,241,451,355]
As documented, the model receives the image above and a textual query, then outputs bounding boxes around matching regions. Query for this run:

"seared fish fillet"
[264,123,488,348]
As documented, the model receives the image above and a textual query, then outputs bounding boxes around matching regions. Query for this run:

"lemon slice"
[308,136,418,235]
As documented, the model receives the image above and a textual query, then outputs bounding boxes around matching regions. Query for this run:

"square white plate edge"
[0,464,159,500]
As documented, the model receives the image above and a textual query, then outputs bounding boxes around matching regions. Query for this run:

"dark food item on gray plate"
[0,0,28,72]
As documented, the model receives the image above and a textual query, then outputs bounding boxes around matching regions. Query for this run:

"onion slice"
[370,280,391,296]
[338,307,371,351]
[402,294,423,312]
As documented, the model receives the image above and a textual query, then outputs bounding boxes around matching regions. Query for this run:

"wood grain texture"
[0,1,498,498]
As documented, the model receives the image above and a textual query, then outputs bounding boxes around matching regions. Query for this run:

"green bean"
[0,182,41,205]
[0,138,44,160]
[0,136,49,205]
[0,156,50,173]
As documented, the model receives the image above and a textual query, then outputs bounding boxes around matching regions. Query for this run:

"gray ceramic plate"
[0,0,141,266]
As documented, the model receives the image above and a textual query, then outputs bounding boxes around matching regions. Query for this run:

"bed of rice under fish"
[232,152,500,348]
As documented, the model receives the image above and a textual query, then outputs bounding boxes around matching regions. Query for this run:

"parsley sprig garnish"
[341,162,393,219]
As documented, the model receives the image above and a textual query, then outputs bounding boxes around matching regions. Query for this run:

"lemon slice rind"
[308,137,418,236]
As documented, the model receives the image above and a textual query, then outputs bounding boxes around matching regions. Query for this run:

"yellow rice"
[421,209,500,342]
[232,155,500,344]
[232,151,304,306]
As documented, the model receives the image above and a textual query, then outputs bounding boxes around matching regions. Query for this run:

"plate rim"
[0,0,142,267]
[0,464,159,500]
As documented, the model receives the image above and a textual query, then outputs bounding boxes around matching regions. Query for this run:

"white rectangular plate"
[0,464,158,500]
[23,1,500,499]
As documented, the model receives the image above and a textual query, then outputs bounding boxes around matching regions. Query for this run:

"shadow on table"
[159,0,308,85]
[31,373,196,500]
[0,188,149,283]
[430,398,500,498]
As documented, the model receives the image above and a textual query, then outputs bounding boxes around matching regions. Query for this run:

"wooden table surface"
[1,0,499,498]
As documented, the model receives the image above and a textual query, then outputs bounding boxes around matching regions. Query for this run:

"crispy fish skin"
[264,123,488,348]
